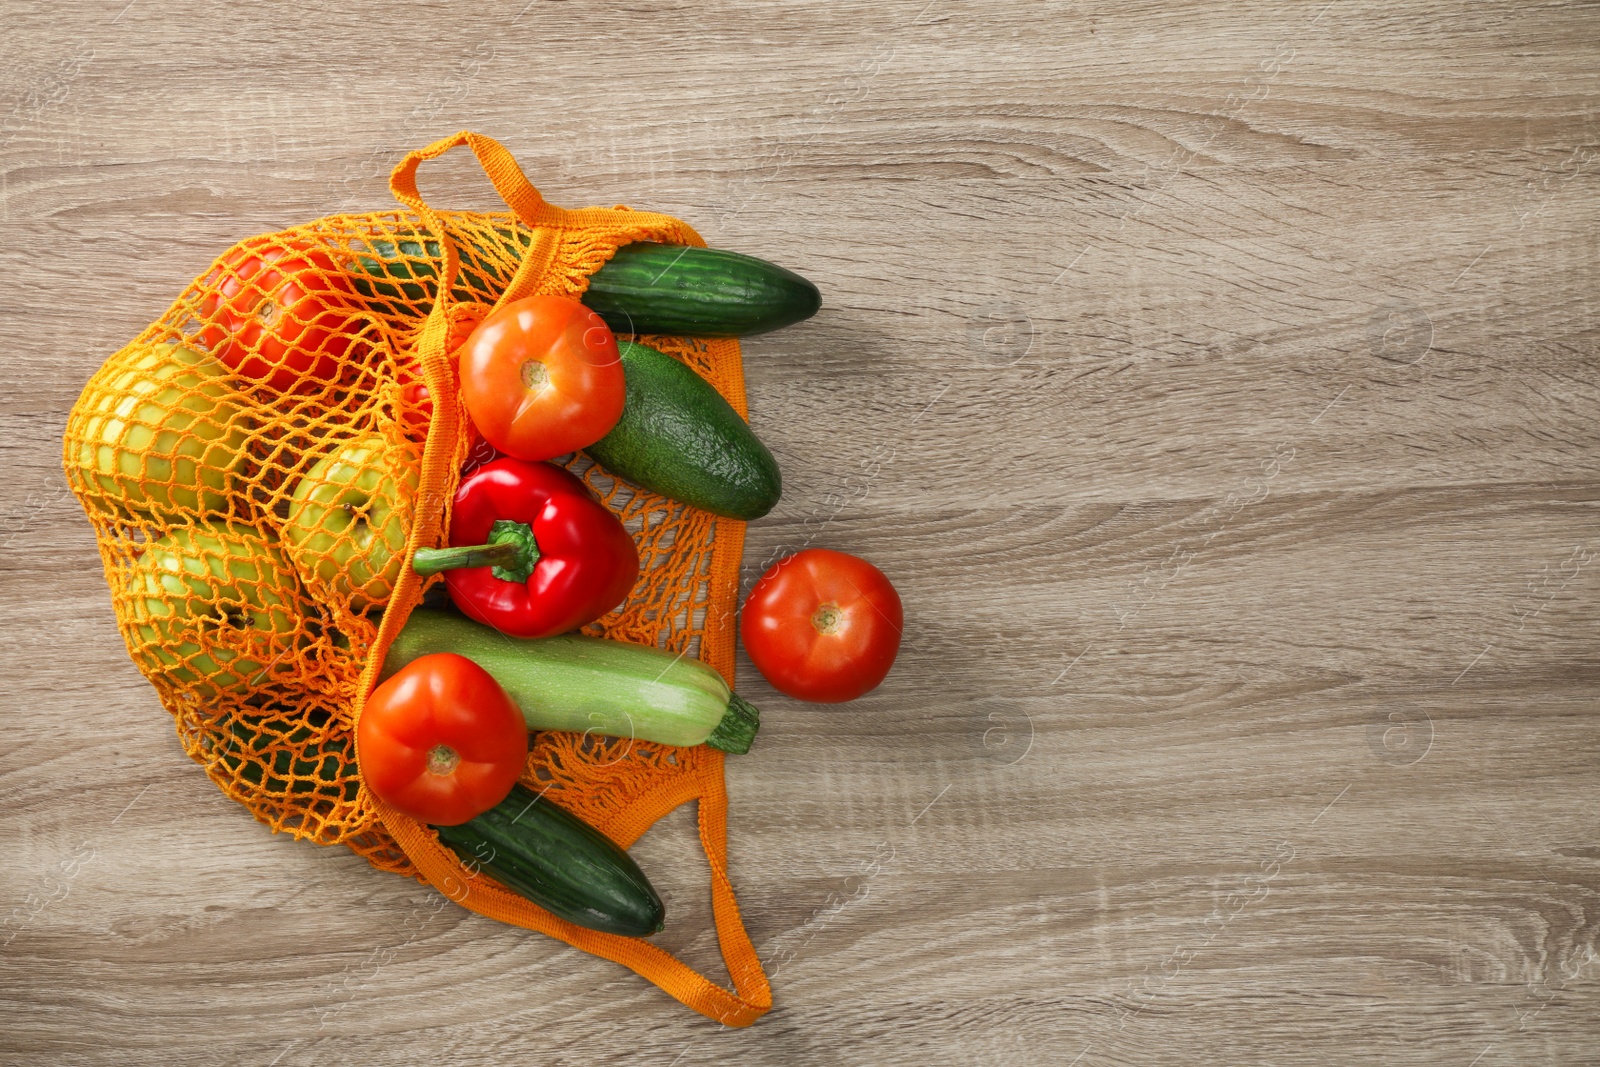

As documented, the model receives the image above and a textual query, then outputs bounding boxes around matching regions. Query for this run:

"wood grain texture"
[3,0,1598,1063]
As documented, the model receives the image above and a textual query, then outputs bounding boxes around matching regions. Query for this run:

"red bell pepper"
[412,458,639,638]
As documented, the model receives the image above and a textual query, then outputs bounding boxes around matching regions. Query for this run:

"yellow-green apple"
[125,521,304,701]
[71,342,252,519]
[283,437,418,612]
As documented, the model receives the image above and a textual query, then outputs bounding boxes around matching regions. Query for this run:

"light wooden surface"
[3,1,1598,1063]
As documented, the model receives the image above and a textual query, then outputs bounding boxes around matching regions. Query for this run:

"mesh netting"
[61,133,768,1025]
[64,208,735,868]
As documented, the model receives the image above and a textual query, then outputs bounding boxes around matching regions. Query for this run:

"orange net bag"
[61,131,772,1026]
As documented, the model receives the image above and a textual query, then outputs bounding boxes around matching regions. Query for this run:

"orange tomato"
[459,295,625,461]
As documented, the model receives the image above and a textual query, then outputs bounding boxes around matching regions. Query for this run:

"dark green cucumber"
[345,230,512,313]
[217,717,360,803]
[581,242,820,338]
[345,230,820,338]
[585,341,781,520]
[220,719,665,935]
[435,784,664,936]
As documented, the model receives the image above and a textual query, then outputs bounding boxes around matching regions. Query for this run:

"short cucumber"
[220,719,665,935]
[382,609,761,753]
[585,341,782,520]
[435,783,664,936]
[346,229,819,338]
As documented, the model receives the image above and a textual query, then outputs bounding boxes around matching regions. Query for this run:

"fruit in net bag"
[71,342,252,521]
[125,521,306,700]
[283,436,418,613]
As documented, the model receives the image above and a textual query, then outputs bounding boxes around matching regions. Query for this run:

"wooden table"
[3,1,1597,1063]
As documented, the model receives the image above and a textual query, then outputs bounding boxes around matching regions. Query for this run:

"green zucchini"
[382,609,761,754]
[220,719,666,935]
[585,341,782,520]
[345,230,820,338]
[436,783,664,936]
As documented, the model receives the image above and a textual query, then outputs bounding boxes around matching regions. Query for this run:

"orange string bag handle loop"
[355,131,772,1027]
[390,130,569,313]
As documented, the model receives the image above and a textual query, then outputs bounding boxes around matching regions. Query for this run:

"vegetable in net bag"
[61,131,772,1025]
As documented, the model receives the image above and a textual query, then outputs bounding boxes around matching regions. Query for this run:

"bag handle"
[356,132,773,1027]
[388,130,555,228]
[361,131,568,693]
[372,756,773,1027]
[389,130,568,311]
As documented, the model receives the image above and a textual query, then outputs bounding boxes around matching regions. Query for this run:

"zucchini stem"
[706,693,761,754]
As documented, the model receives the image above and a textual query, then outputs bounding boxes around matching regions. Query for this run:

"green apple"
[125,521,305,701]
[283,437,418,613]
[71,342,252,520]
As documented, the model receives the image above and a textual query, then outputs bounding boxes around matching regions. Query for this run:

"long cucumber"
[345,229,819,338]
[581,241,820,337]
[381,609,760,753]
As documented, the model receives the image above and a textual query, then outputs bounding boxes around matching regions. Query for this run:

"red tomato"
[459,295,625,461]
[397,372,435,440]
[197,239,364,393]
[740,548,903,703]
[397,308,486,445]
[357,652,527,825]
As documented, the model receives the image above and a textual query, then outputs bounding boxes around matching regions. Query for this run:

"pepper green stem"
[412,519,541,583]
[412,541,520,576]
